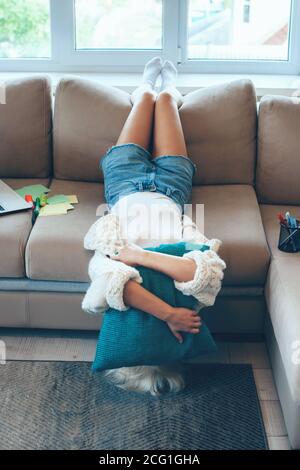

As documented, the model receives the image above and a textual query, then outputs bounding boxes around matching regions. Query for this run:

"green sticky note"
[47,194,69,205]
[16,184,50,202]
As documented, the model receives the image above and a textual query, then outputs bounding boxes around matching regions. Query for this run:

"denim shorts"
[100,143,196,210]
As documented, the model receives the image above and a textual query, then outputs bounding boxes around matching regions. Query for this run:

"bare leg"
[116,89,156,151]
[152,90,188,158]
[116,57,162,149]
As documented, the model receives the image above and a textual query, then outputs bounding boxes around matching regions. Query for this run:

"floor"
[0,328,291,451]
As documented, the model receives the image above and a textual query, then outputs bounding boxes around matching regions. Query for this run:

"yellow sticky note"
[39,203,74,217]
[67,195,79,204]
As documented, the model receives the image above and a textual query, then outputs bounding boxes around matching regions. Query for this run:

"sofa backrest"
[180,79,257,185]
[256,95,300,204]
[0,76,52,178]
[53,77,257,186]
[53,77,132,183]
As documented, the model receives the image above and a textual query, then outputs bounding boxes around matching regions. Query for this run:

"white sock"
[131,57,162,105]
[142,56,163,88]
[161,60,178,89]
[160,60,183,108]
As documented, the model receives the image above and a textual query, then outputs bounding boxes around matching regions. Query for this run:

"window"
[75,0,163,50]
[0,0,299,74]
[187,0,292,61]
[0,0,51,58]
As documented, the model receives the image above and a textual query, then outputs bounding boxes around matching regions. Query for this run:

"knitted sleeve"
[83,213,126,256]
[83,213,143,312]
[174,250,226,306]
[83,251,143,313]
[106,262,143,311]
[82,274,112,315]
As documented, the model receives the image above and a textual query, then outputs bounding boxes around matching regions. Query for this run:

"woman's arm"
[112,245,196,282]
[112,244,226,308]
[85,250,201,342]
[123,280,201,343]
[139,251,196,282]
[123,280,172,321]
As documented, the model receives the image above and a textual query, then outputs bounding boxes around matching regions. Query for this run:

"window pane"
[0,0,51,59]
[75,0,163,50]
[188,0,292,61]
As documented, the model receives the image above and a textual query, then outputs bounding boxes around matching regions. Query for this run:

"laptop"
[0,180,32,215]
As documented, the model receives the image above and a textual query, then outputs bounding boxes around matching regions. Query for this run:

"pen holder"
[278,222,300,253]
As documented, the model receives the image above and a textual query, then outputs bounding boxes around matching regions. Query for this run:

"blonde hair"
[103,364,185,397]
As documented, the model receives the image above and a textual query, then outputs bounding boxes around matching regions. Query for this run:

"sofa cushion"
[0,179,50,278]
[191,185,270,286]
[53,78,257,185]
[25,179,105,281]
[260,204,300,403]
[53,78,132,183]
[0,77,52,178]
[256,96,300,204]
[180,79,257,185]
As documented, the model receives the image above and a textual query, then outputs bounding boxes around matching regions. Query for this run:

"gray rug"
[0,362,268,450]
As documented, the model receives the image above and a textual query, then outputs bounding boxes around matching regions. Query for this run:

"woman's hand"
[165,307,202,343]
[110,244,145,267]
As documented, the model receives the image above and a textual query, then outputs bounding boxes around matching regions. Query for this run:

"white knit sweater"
[82,193,226,314]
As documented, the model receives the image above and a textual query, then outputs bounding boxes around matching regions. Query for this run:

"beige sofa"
[0,76,299,448]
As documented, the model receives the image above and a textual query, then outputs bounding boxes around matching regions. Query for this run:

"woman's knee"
[135,89,157,105]
[157,90,176,105]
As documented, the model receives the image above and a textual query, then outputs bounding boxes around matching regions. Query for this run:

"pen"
[290,216,297,229]
[32,197,41,224]
[285,212,291,226]
[40,194,48,207]
[286,212,297,251]
[25,194,34,208]
[278,213,286,225]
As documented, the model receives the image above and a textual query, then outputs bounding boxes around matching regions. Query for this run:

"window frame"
[0,0,299,74]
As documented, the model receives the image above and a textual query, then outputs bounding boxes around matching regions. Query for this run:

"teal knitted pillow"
[92,242,217,371]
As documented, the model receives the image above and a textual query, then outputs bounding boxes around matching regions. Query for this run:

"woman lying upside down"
[83,57,226,396]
